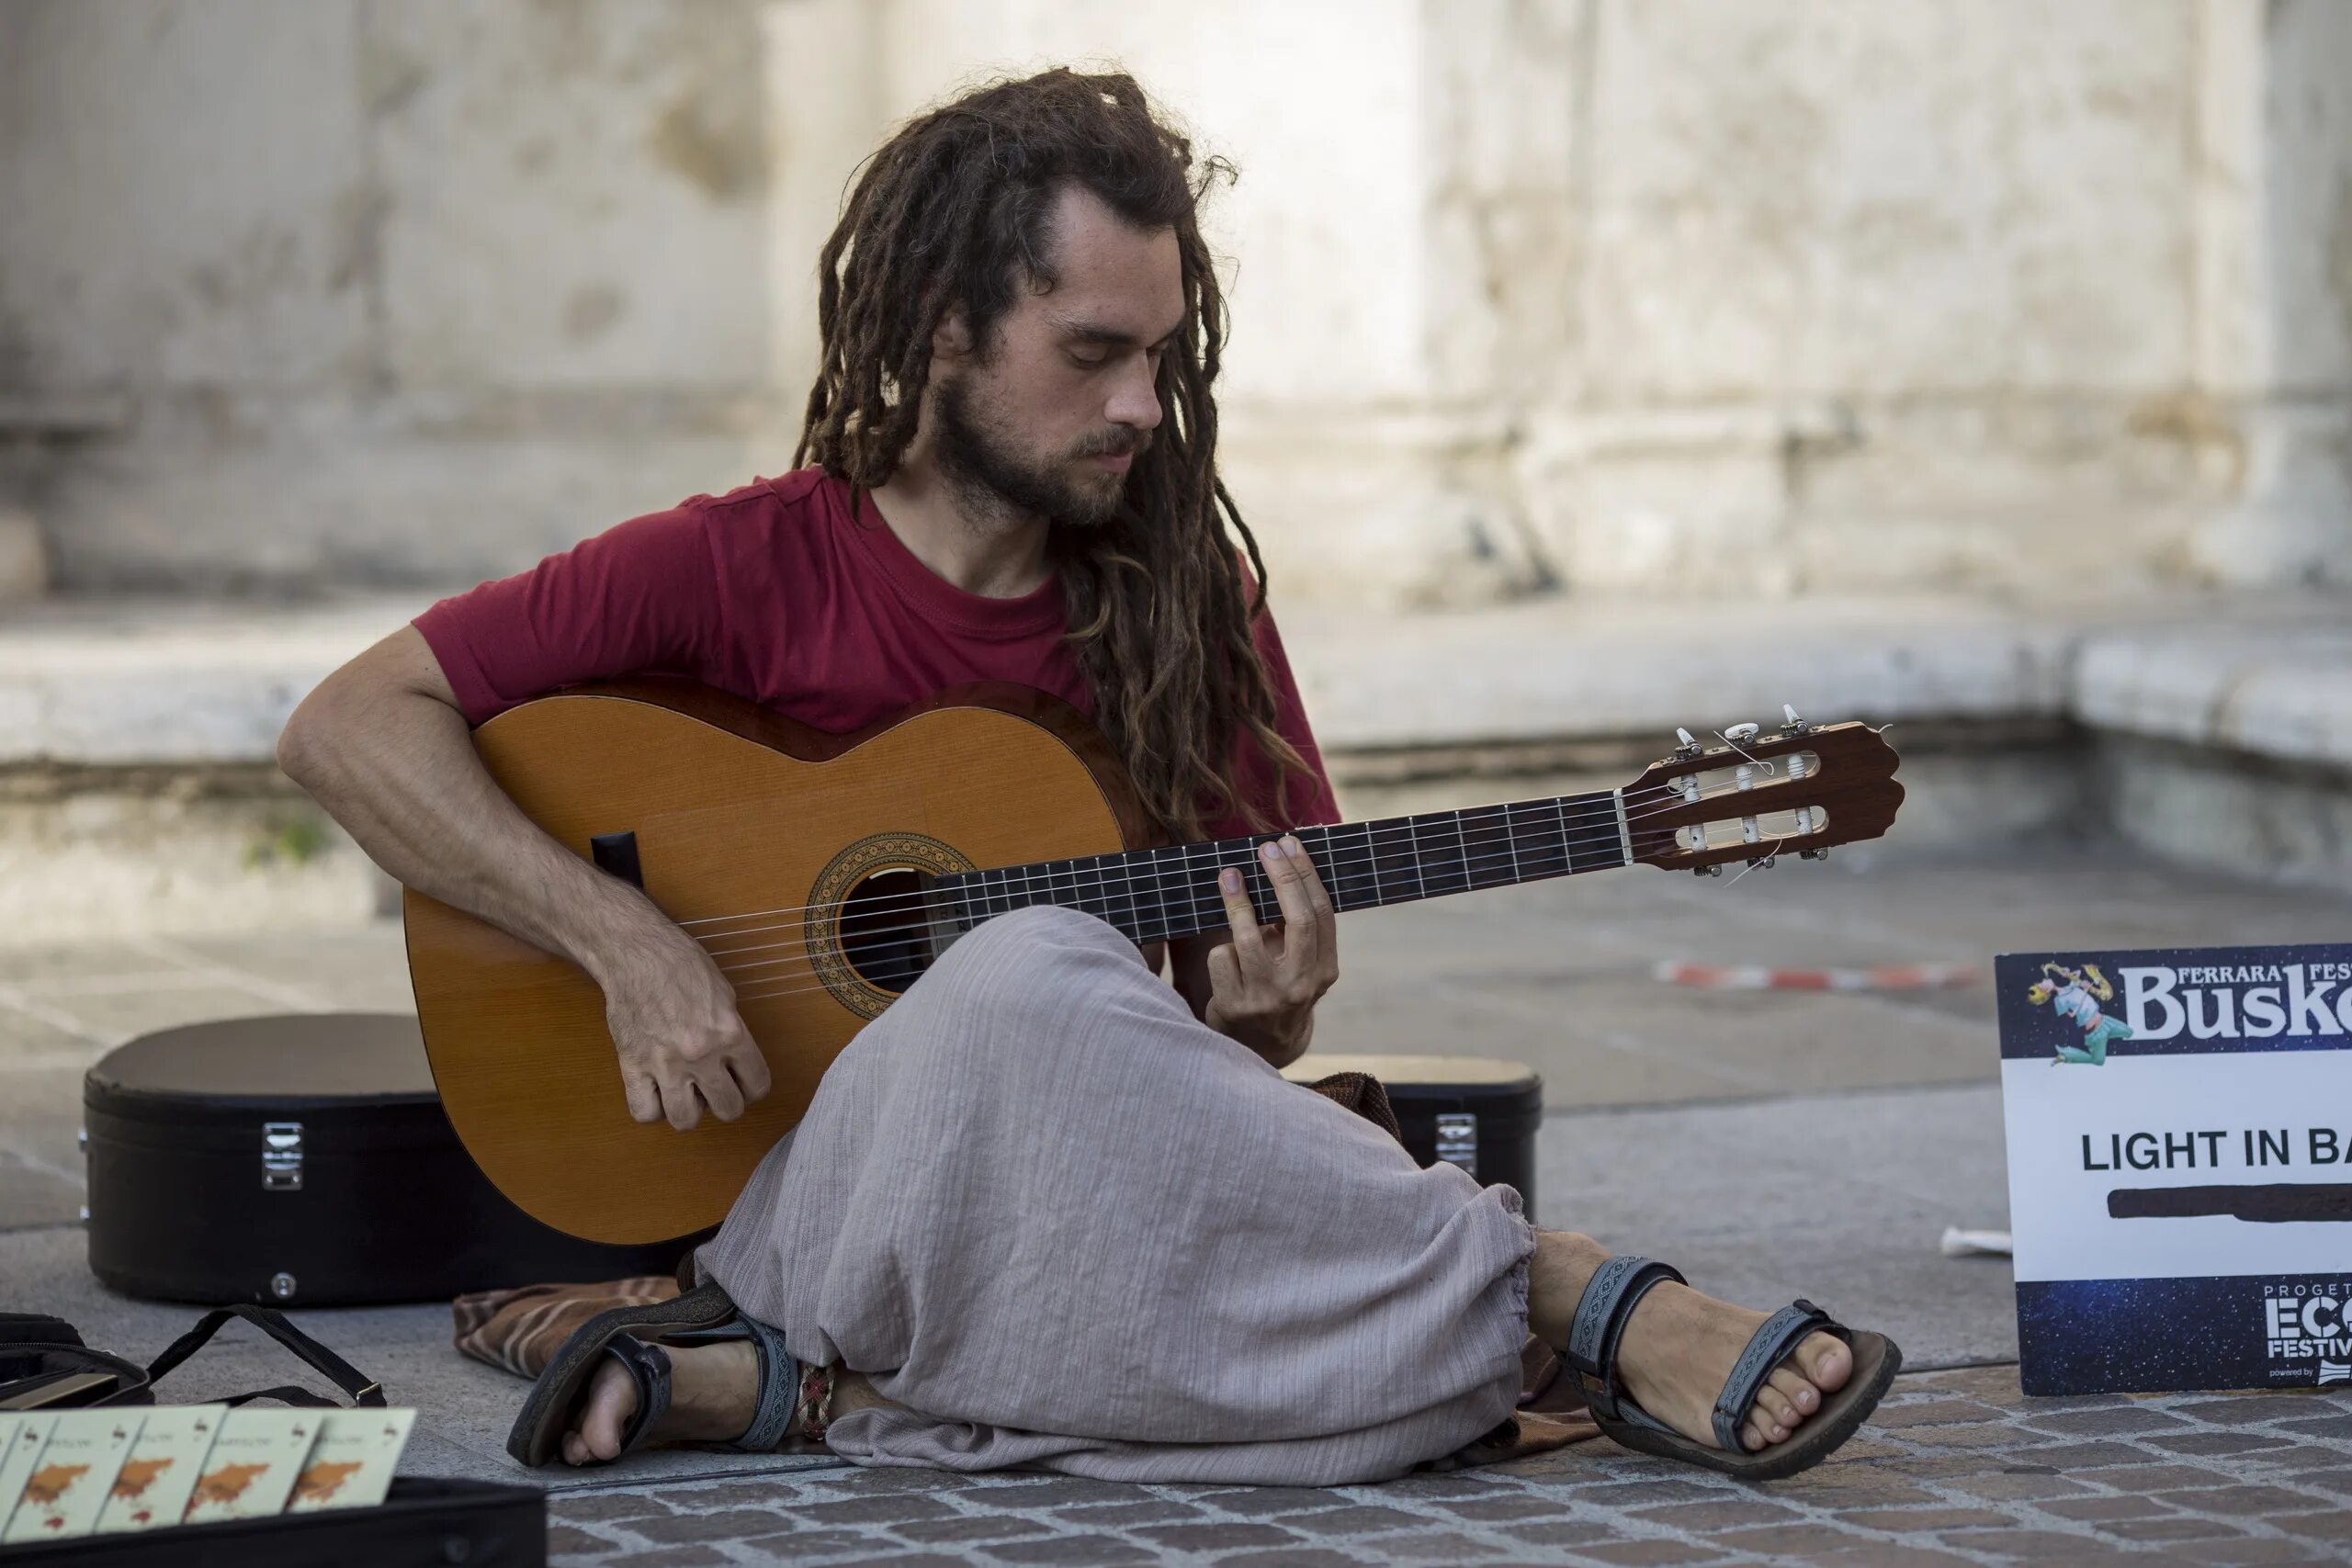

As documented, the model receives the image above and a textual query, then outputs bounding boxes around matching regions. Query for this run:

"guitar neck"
[944,789,1635,945]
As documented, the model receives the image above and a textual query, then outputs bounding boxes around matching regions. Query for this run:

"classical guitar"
[404,681,1904,1243]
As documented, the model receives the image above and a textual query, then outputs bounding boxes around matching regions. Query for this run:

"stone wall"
[1,0,2346,604]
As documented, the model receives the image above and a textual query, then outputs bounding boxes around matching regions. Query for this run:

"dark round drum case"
[1284,1052,1544,1220]
[83,1013,702,1307]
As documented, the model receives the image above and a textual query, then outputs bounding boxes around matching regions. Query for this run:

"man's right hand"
[597,933,775,1131]
[272,625,775,1134]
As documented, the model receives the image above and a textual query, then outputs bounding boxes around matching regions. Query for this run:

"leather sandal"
[1565,1256,1901,1482]
[505,1281,805,1467]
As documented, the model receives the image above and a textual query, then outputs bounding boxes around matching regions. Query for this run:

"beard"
[933,372,1145,529]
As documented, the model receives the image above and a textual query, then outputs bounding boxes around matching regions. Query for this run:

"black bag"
[83,1014,705,1307]
[0,1313,544,1566]
[0,1303,385,1411]
[0,1477,544,1567]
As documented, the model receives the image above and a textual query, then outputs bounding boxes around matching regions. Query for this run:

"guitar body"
[404,681,1150,1245]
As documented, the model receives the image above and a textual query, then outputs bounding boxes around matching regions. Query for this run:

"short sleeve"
[1207,601,1342,840]
[413,505,727,726]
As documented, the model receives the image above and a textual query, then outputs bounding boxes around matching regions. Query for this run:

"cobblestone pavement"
[548,1368,2352,1566]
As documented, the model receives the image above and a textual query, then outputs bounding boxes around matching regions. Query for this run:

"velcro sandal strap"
[605,1336,673,1456]
[1565,1256,1686,1419]
[1710,1299,1836,1453]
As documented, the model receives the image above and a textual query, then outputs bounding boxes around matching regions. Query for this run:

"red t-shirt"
[413,469,1340,841]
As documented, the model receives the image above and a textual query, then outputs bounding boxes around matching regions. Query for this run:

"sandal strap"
[729,1314,801,1452]
[1710,1299,1837,1453]
[664,1314,805,1452]
[1565,1255,1686,1421]
[604,1336,673,1456]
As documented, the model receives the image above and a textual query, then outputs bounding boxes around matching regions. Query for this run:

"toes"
[1754,1382,1804,1432]
[1793,1331,1852,1393]
[1767,1365,1819,1417]
[1742,1411,1787,1451]
[565,1359,639,1466]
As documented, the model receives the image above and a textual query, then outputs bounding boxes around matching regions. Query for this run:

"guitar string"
[663,774,1710,958]
[686,773,1710,964]
[667,774,1691,935]
[693,781,1821,1005]
[697,773,1796,986]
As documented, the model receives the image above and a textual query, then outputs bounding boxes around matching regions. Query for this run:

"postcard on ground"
[1,1408,146,1542]
[286,1407,415,1513]
[1999,942,2352,1395]
[93,1404,226,1534]
[0,1415,58,1543]
[179,1407,320,1525]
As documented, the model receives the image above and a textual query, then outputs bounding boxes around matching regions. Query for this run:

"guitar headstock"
[1621,707,1904,875]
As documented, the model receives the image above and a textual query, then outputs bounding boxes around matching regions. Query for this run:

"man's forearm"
[278,682,681,984]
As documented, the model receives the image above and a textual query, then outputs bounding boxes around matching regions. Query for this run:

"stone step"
[3,589,2347,936]
[6,588,2343,763]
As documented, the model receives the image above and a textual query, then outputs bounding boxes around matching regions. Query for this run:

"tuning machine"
[1672,727,1702,761]
[1780,704,1813,735]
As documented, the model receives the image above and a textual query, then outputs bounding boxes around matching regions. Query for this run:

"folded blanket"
[453,1276,680,1380]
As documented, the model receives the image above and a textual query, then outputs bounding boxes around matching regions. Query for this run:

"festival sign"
[1999,943,2352,1395]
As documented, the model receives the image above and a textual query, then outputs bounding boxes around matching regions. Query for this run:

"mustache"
[1072,429,1151,460]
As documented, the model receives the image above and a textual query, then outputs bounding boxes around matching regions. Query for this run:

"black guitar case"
[83,1014,707,1307]
[1283,1052,1544,1220]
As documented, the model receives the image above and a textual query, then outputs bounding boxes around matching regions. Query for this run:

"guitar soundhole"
[838,868,933,996]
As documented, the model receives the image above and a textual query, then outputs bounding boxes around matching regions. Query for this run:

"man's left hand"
[1203,833,1338,1066]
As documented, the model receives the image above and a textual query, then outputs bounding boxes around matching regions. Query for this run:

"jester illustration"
[2026,961,2132,1066]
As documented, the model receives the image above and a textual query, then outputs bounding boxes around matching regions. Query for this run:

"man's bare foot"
[1529,1234,1853,1454]
[560,1339,759,1466]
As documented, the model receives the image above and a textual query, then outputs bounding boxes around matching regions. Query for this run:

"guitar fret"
[1100,852,1136,940]
[1180,844,1209,938]
[1460,803,1516,891]
[1323,822,1374,912]
[1562,791,1623,874]
[1296,825,1337,911]
[1414,811,1470,898]
[1150,845,1183,942]
[1507,800,1570,880]
[1126,852,1149,935]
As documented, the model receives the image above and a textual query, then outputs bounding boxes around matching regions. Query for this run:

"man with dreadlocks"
[282,68,1893,1484]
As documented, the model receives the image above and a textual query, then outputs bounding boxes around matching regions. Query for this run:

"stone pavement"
[5,843,2352,1560]
[538,1365,2352,1566]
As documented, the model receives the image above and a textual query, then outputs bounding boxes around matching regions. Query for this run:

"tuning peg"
[1692,863,1722,877]
[1801,847,1829,862]
[1673,728,1701,758]
[1781,704,1811,733]
[1723,722,1760,744]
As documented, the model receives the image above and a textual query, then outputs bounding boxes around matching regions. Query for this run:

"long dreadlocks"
[792,68,1314,843]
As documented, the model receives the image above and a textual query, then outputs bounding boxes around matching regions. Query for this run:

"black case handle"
[144,1304,386,1409]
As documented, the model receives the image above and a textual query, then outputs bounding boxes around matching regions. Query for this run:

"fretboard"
[938,790,1634,945]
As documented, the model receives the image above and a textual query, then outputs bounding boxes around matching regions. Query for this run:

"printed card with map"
[179,1407,318,1525]
[93,1404,226,1534]
[0,1416,54,1537]
[286,1407,414,1513]
[1,1408,145,1542]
